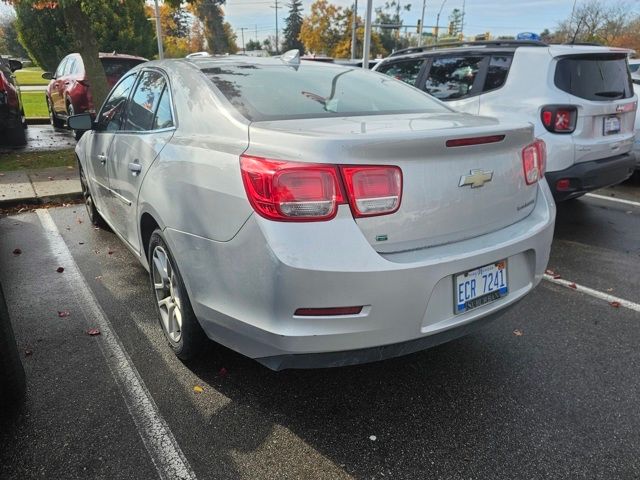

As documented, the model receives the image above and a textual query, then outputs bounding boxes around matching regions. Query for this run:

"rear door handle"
[97,154,107,165]
[129,162,142,176]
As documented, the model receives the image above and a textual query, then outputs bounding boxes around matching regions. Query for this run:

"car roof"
[183,55,356,70]
[67,52,148,61]
[383,41,633,62]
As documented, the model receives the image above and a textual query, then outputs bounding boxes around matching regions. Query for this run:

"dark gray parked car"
[0,281,26,411]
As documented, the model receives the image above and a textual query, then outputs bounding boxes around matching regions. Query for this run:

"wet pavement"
[0,125,75,154]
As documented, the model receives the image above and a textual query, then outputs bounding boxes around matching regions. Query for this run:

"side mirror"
[67,113,93,131]
[8,59,23,72]
[41,71,53,80]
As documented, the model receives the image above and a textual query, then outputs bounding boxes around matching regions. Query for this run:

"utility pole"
[362,0,373,68]
[255,24,258,42]
[270,0,280,54]
[435,0,449,45]
[418,0,427,46]
[240,27,248,54]
[351,0,358,60]
[460,0,465,38]
[153,0,164,60]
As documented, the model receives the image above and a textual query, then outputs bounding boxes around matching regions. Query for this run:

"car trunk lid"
[247,113,537,252]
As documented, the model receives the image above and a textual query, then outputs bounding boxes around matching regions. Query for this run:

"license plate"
[603,116,621,135]
[454,260,508,314]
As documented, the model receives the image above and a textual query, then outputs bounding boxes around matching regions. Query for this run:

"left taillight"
[240,155,403,221]
[240,155,344,221]
[522,139,546,185]
[541,105,577,134]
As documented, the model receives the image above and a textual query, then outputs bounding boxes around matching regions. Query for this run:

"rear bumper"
[546,152,635,202]
[166,181,556,370]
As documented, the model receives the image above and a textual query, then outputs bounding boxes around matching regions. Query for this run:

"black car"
[0,279,26,412]
[0,55,27,146]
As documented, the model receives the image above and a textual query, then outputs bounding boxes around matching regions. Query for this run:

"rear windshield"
[203,64,450,121]
[554,54,633,101]
[101,58,145,79]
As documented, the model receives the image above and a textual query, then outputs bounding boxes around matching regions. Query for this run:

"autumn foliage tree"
[300,0,386,58]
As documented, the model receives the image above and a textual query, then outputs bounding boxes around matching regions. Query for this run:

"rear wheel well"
[140,213,160,259]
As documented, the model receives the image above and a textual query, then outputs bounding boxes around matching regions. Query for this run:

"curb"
[26,118,51,125]
[0,191,83,210]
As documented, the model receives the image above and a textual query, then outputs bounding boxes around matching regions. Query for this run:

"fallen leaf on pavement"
[58,310,70,317]
[95,275,102,280]
[24,349,33,357]
[0,173,4,176]
[108,249,114,255]
[48,176,54,181]
[606,288,613,292]
[218,367,228,377]
[553,273,561,279]
[86,328,101,336]
[545,269,555,275]
[513,329,523,336]
[610,301,621,308]
[56,266,64,273]
[76,218,83,224]
[12,248,22,255]
[568,283,577,289]
[369,435,377,441]
[193,385,204,394]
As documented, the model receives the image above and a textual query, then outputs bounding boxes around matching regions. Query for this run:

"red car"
[43,52,147,138]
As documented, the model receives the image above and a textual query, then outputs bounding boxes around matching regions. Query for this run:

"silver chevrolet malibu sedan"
[69,54,556,370]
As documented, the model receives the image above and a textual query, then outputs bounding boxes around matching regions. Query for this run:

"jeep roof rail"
[388,39,548,57]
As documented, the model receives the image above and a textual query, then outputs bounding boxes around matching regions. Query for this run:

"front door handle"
[129,161,142,176]
[97,154,107,165]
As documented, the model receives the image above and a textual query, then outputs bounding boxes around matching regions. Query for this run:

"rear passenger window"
[424,56,484,100]
[484,55,512,92]
[377,59,424,86]
[125,71,166,131]
[153,87,174,129]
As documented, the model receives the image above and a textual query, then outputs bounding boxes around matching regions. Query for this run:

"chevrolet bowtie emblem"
[459,169,494,188]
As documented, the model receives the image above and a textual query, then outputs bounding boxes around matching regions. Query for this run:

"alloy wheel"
[151,246,183,343]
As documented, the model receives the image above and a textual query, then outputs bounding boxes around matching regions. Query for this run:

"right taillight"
[522,139,546,185]
[240,155,402,221]
[541,105,577,133]
[340,165,402,217]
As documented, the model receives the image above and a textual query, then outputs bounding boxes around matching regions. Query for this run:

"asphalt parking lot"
[1,180,639,480]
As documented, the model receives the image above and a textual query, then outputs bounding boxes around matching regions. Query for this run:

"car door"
[420,54,488,114]
[50,57,68,115]
[85,73,138,224]
[106,69,175,252]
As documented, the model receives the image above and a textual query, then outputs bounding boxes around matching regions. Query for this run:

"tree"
[299,0,345,56]
[282,0,304,53]
[448,8,463,36]
[554,0,635,44]
[155,3,191,58]
[375,1,412,53]
[245,39,262,51]
[0,15,28,58]
[333,8,386,58]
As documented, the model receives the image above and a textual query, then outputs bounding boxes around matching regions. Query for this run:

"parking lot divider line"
[543,274,640,313]
[36,209,197,480]
[585,193,640,208]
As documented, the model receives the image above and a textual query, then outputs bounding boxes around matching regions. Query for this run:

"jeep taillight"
[240,155,402,221]
[541,105,577,133]
[522,139,546,185]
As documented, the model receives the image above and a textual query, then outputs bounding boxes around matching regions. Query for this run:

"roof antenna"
[281,49,300,68]
[570,17,583,45]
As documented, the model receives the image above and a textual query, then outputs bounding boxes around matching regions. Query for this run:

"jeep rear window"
[423,56,484,100]
[554,54,633,101]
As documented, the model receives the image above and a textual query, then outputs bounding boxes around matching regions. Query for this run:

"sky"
[224,0,584,44]
[1,1,638,47]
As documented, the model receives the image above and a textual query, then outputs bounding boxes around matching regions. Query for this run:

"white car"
[629,59,640,81]
[375,41,637,201]
[68,54,555,370]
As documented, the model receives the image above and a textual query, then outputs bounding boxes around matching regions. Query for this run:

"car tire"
[3,123,27,147]
[47,97,64,129]
[78,160,106,228]
[20,108,28,129]
[148,230,206,360]
[0,281,26,410]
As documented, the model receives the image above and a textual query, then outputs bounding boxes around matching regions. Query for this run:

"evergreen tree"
[282,0,304,53]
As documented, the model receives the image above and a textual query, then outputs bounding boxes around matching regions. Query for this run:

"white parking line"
[36,209,196,480]
[585,193,640,208]
[544,274,640,313]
